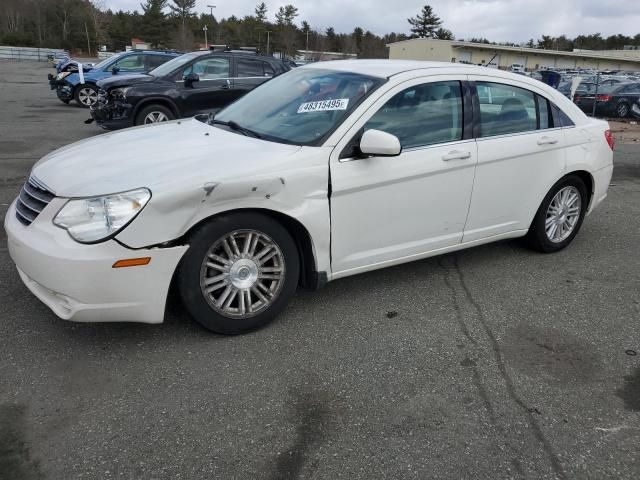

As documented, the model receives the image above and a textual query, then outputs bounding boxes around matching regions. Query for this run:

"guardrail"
[0,46,69,62]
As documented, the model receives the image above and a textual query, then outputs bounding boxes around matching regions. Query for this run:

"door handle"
[442,150,471,161]
[537,136,558,145]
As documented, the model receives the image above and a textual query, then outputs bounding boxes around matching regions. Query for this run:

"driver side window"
[364,81,463,149]
[113,54,145,71]
[183,57,230,80]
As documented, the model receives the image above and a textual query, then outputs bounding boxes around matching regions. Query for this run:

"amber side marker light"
[112,257,151,268]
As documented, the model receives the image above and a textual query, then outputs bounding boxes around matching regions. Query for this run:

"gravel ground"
[1,60,639,480]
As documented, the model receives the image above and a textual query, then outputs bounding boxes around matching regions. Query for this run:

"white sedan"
[5,60,614,334]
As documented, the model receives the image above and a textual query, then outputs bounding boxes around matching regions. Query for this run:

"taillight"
[596,94,611,102]
[605,129,614,151]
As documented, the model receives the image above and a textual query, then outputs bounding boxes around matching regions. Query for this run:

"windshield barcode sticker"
[297,98,349,113]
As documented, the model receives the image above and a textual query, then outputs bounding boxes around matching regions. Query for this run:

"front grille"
[15,176,55,226]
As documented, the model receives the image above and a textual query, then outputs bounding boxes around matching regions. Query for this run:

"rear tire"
[615,102,630,118]
[525,175,588,253]
[177,213,300,334]
[135,104,175,126]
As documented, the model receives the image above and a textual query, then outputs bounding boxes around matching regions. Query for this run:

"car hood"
[32,119,302,198]
[97,74,156,89]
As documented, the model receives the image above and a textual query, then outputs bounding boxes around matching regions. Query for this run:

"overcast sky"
[103,0,640,43]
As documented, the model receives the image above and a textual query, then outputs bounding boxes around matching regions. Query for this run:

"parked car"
[631,98,640,119]
[574,82,640,117]
[47,51,69,68]
[557,77,623,99]
[89,50,290,129]
[5,61,613,334]
[48,50,181,107]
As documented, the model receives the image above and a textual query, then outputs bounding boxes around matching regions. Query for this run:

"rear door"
[232,57,275,99]
[178,55,235,116]
[463,78,567,242]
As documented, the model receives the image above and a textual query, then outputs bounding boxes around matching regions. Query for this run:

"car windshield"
[149,53,198,77]
[212,68,385,145]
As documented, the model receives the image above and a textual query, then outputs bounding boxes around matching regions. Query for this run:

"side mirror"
[111,66,120,75]
[359,129,402,157]
[184,72,199,87]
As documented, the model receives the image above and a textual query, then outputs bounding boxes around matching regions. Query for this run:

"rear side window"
[236,58,272,78]
[551,103,575,127]
[476,82,536,137]
[364,81,463,149]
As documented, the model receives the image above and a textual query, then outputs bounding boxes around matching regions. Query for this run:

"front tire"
[74,84,98,108]
[135,104,175,126]
[525,175,588,253]
[178,213,300,334]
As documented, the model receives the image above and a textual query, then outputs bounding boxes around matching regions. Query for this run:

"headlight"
[53,188,150,243]
[56,72,71,80]
[111,87,130,100]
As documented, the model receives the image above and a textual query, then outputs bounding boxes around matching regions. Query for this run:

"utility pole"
[203,25,208,50]
[207,5,216,46]
[266,30,272,56]
[305,30,310,59]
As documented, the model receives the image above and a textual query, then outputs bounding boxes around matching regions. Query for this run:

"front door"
[179,56,235,116]
[329,77,477,278]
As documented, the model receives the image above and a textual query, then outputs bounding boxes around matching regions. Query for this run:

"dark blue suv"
[48,50,181,108]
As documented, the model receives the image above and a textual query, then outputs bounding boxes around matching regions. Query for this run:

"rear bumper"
[589,163,613,214]
[4,199,188,324]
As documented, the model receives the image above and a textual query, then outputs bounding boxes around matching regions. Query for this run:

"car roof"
[301,59,531,80]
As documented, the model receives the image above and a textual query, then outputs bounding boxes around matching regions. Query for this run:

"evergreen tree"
[254,2,267,23]
[435,27,453,40]
[140,0,168,48]
[407,5,443,39]
[169,0,196,50]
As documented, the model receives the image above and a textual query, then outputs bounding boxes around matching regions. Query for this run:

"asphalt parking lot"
[0,60,639,480]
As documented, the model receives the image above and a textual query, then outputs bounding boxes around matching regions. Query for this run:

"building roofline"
[386,38,640,64]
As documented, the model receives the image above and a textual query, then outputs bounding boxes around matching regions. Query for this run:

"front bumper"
[90,100,133,130]
[55,83,73,101]
[4,198,188,324]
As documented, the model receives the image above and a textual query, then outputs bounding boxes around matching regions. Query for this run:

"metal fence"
[0,46,68,62]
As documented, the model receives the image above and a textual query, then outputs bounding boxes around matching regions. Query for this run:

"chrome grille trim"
[15,176,56,226]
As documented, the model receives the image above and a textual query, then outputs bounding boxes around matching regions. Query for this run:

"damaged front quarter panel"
[115,146,333,276]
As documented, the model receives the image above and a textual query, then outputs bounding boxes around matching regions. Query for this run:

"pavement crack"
[452,255,567,480]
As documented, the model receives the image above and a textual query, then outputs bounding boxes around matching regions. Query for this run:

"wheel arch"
[174,208,322,290]
[565,169,594,209]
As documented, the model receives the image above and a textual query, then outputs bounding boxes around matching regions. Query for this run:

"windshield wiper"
[209,116,262,139]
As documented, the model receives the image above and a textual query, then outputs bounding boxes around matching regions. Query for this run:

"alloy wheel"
[617,103,629,117]
[78,87,97,106]
[545,186,581,243]
[200,229,286,318]
[143,111,169,124]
